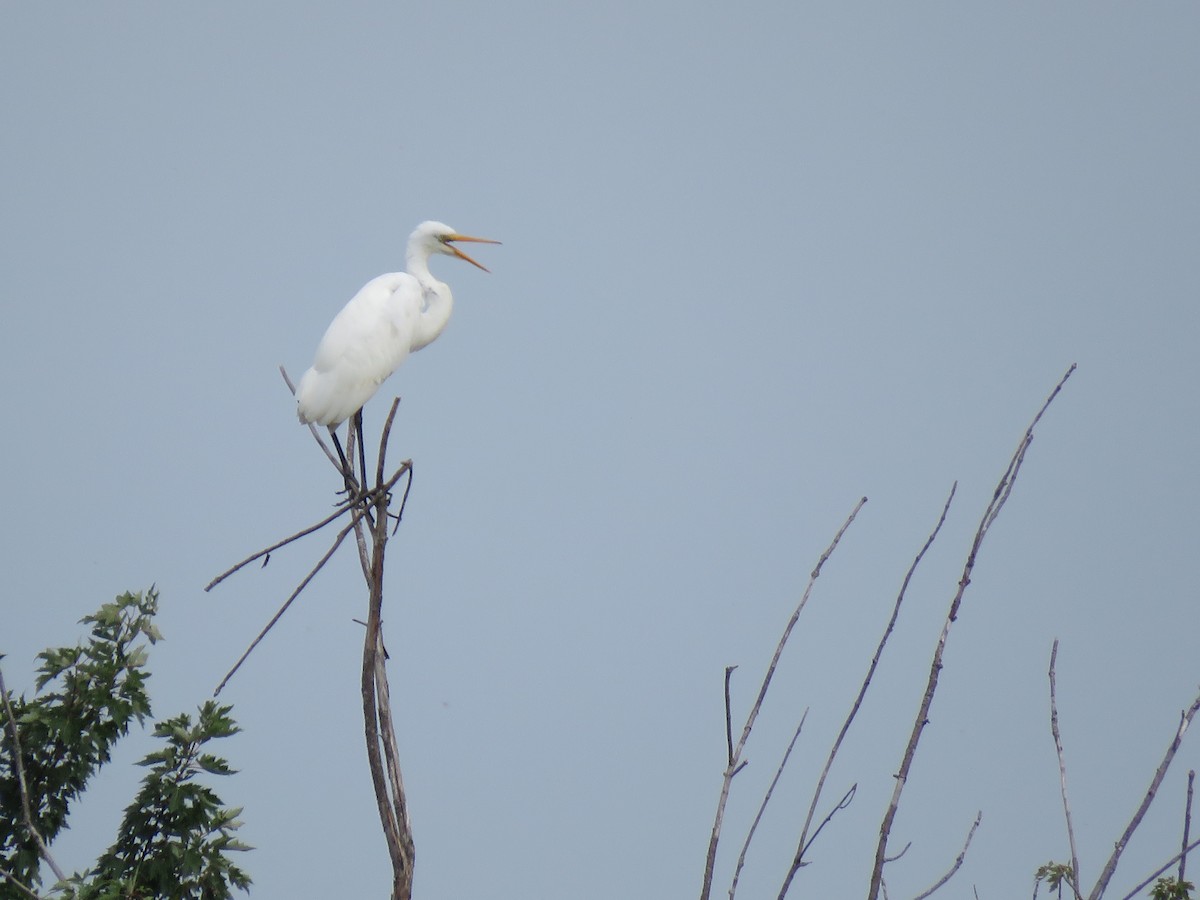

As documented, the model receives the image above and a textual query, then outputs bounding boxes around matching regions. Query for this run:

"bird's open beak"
[447,233,501,273]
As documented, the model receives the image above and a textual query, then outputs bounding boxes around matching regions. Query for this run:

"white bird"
[296,220,499,480]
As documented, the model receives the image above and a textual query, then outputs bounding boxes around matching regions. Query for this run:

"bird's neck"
[407,254,455,352]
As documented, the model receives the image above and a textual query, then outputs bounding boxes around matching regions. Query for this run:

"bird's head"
[412,220,501,273]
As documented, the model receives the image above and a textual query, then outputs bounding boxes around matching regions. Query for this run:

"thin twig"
[0,865,43,900]
[867,364,1076,900]
[1048,640,1082,898]
[782,782,857,892]
[213,511,366,695]
[391,463,414,535]
[785,483,956,898]
[724,666,738,769]
[0,668,66,883]
[728,708,808,899]
[280,365,341,471]
[699,496,868,900]
[911,811,982,900]
[1117,836,1200,900]
[1181,770,1195,884]
[1087,689,1200,900]
[205,496,368,592]
[348,419,374,579]
[885,842,912,864]
[377,398,400,486]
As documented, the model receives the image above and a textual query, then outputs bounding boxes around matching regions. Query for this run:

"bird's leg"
[354,409,369,493]
[328,426,360,497]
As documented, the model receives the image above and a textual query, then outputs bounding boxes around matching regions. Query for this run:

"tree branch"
[699,495,867,900]
[728,708,809,899]
[0,667,66,884]
[0,864,44,900]
[1087,689,1200,900]
[1048,640,1082,898]
[785,483,956,898]
[1117,836,1200,900]
[911,811,982,900]
[867,363,1076,900]
[1181,770,1194,884]
[353,399,416,900]
[213,511,366,696]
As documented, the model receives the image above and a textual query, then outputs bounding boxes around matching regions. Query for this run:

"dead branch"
[359,471,415,897]
[699,495,868,900]
[867,363,1076,900]
[347,396,415,900]
[280,364,342,472]
[779,781,858,898]
[1181,770,1195,884]
[783,483,956,898]
[204,493,366,592]
[911,811,982,900]
[724,666,738,769]
[1086,689,1200,900]
[728,708,809,899]
[1048,640,1082,898]
[0,667,65,885]
[212,512,364,696]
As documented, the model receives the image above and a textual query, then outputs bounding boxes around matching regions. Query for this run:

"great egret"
[296,220,499,484]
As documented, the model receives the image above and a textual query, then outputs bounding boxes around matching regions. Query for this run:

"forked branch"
[207,377,416,898]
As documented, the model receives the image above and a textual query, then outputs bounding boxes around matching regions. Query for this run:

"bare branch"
[885,842,912,864]
[281,365,342,472]
[1117,836,1200,900]
[1087,689,1200,900]
[787,483,956,894]
[700,495,868,900]
[213,511,365,695]
[350,398,416,900]
[724,666,738,769]
[728,708,808,900]
[777,783,859,899]
[1181,770,1195,883]
[0,668,66,884]
[911,811,982,900]
[1048,640,1083,898]
[204,497,364,592]
[377,398,400,486]
[867,363,1076,900]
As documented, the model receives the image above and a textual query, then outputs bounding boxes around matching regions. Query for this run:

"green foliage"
[1151,876,1194,900]
[1,590,251,899]
[1034,861,1076,899]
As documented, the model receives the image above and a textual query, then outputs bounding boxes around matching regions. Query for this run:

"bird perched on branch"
[296,220,499,483]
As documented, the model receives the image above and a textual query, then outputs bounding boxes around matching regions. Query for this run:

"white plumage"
[296,220,498,428]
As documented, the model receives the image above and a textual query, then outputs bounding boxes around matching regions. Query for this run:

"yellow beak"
[447,233,501,273]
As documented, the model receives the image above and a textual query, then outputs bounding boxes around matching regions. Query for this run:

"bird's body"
[296,220,497,429]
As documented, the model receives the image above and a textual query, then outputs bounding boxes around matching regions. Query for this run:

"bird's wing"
[311,273,419,379]
[297,273,420,426]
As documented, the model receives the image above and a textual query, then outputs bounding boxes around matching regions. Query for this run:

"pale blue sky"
[3,3,1199,898]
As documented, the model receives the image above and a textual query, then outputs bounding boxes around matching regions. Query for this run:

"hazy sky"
[3,3,1199,899]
